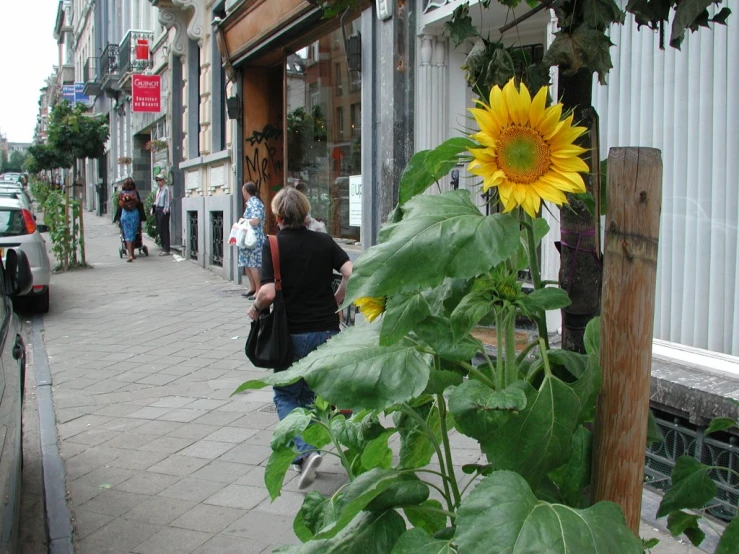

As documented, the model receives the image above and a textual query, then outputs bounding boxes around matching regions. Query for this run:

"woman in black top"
[247,187,352,489]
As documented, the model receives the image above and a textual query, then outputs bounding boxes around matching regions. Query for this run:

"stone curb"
[32,315,75,554]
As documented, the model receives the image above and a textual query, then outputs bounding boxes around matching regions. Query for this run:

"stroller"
[118,221,149,258]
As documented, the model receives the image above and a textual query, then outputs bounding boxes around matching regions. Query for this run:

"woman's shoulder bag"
[245,235,293,370]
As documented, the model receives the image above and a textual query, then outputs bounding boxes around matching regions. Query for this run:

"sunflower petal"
[529,86,548,129]
[539,103,564,138]
[503,79,524,125]
[531,182,567,204]
[552,156,590,174]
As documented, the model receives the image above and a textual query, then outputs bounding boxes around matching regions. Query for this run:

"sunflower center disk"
[497,126,551,184]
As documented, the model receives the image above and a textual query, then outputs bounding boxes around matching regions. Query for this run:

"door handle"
[12,336,24,361]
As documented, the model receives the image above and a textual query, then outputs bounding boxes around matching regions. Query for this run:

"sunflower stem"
[504,310,518,387]
[525,214,550,347]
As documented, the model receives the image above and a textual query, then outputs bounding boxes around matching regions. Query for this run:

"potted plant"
[117,156,132,166]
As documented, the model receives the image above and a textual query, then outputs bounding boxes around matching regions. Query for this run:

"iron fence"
[645,409,738,521]
[98,43,119,81]
[210,211,224,267]
[188,211,198,261]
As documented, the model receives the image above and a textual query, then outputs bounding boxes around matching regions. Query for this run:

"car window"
[0,210,26,237]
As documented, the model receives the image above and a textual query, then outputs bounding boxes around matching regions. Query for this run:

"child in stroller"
[118,221,148,258]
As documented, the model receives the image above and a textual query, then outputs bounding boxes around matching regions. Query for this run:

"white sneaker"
[297,452,322,489]
[290,463,302,473]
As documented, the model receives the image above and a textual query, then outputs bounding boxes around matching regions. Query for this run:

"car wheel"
[32,288,49,314]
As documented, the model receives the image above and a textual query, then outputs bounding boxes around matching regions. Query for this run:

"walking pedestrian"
[247,187,353,489]
[154,174,171,256]
[238,181,266,299]
[115,178,142,263]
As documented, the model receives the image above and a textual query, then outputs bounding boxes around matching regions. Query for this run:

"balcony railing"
[83,57,101,97]
[98,43,119,83]
[119,29,154,77]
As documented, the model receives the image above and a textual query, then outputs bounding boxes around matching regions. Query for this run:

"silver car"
[0,197,51,313]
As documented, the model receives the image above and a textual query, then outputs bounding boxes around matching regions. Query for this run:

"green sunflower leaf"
[657,457,717,517]
[271,408,312,451]
[449,380,528,443]
[280,509,407,554]
[234,325,430,412]
[454,471,642,553]
[313,468,409,540]
[265,446,297,500]
[403,499,448,536]
[346,191,521,303]
[666,510,705,547]
[391,528,454,554]
[398,137,477,205]
[716,517,739,554]
[519,286,571,314]
[381,293,431,347]
[705,416,737,436]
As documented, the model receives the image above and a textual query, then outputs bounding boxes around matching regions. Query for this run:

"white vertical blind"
[593,0,739,355]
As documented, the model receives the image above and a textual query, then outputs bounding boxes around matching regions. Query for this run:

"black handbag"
[245,235,293,370]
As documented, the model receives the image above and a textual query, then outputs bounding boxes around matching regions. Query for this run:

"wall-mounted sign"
[349,174,362,227]
[61,85,75,104]
[376,0,393,20]
[74,83,92,107]
[132,74,161,113]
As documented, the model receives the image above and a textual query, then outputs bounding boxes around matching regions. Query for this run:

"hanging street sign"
[132,74,161,113]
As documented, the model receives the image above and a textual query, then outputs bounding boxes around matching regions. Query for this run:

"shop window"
[336,107,344,140]
[285,15,361,242]
[335,63,343,96]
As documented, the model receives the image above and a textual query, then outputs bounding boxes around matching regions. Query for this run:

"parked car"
[0,173,21,183]
[0,188,32,211]
[0,248,32,552]
[0,198,51,313]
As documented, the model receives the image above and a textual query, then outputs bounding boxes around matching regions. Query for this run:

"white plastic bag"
[236,219,258,249]
[228,222,241,245]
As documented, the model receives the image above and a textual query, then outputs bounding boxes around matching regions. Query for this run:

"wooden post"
[591,147,662,533]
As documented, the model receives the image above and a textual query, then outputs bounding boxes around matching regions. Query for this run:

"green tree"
[3,150,29,172]
[26,100,109,269]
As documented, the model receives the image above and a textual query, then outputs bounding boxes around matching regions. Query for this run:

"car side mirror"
[37,224,49,233]
[5,249,33,296]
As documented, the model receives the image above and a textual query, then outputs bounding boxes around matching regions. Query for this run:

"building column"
[416,34,448,152]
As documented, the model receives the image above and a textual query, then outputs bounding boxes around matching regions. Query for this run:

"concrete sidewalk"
[36,212,701,554]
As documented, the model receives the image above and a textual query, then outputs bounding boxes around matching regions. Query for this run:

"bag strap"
[268,235,282,291]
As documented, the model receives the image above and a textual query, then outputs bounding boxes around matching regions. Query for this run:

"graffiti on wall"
[244,123,283,191]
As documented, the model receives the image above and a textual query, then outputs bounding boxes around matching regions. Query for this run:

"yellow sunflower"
[468,79,589,217]
[354,296,386,322]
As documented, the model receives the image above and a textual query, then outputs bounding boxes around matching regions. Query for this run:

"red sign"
[132,74,160,113]
[135,39,149,61]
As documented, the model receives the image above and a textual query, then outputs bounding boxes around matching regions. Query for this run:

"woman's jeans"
[273,330,337,462]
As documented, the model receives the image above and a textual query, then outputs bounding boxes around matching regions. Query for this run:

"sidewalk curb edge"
[32,315,75,554]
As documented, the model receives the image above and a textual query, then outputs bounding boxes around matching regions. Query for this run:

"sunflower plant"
[235,80,645,553]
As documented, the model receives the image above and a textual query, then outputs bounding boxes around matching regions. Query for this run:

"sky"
[0,0,60,143]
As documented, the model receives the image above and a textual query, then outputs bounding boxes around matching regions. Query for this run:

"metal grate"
[210,211,224,267]
[188,211,198,260]
[645,409,738,521]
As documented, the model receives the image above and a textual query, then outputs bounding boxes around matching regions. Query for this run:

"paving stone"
[170,504,246,534]
[158,477,228,503]
[192,534,268,554]
[157,408,210,423]
[256,491,307,517]
[189,461,253,484]
[148,455,210,477]
[78,517,160,553]
[137,374,181,386]
[125,495,198,525]
[190,411,243,427]
[167,423,220,441]
[74,466,138,490]
[73,509,115,540]
[202,427,259,444]
[219,444,272,466]
[229,413,278,430]
[69,481,104,507]
[115,370,155,383]
[109,450,170,471]
[149,396,197,408]
[132,526,212,554]
[223,509,294,543]
[103,432,157,450]
[134,420,185,436]
[126,406,175,420]
[139,436,195,454]
[78,489,150,517]
[116,472,182,495]
[179,440,236,460]
[204,484,269,510]
[100,417,150,433]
